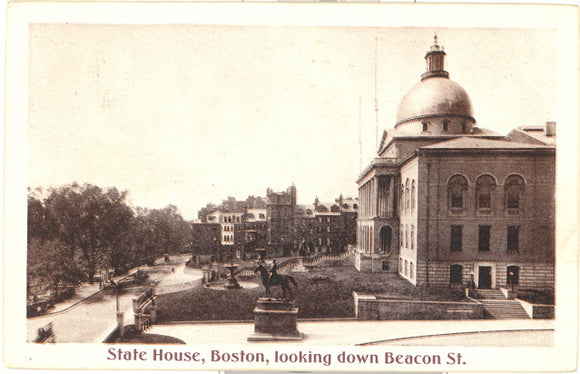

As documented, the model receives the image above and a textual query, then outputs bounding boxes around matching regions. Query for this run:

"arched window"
[410,225,415,250]
[380,226,392,253]
[476,175,496,211]
[505,175,525,210]
[405,179,410,211]
[448,175,468,212]
[450,264,463,284]
[410,261,414,279]
[411,180,416,212]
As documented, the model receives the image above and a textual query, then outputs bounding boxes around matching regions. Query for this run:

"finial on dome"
[430,33,442,52]
[423,34,449,80]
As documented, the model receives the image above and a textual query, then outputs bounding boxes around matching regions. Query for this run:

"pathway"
[27,256,202,343]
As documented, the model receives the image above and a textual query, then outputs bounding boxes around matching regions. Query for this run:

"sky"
[28,25,555,220]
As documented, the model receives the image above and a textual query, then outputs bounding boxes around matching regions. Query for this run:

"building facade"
[356,36,555,292]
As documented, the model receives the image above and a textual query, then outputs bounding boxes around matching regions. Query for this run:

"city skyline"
[28,25,556,220]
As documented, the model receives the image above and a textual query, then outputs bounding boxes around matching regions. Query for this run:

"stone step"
[476,289,507,300]
[481,300,530,319]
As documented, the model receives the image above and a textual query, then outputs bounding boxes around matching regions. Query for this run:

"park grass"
[156,264,466,322]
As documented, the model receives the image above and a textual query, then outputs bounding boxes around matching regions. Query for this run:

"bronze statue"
[254,261,297,300]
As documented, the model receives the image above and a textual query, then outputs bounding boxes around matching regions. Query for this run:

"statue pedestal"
[247,298,303,341]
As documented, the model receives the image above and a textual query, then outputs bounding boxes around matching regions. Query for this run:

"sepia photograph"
[3,1,578,372]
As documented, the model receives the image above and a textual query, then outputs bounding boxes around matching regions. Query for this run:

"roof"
[509,126,556,146]
[396,76,474,124]
[420,137,553,150]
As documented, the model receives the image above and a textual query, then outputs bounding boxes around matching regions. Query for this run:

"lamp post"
[509,271,514,293]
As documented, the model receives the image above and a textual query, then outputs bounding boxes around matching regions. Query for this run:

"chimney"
[545,121,556,137]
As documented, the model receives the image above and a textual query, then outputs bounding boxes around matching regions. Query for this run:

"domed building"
[356,36,555,296]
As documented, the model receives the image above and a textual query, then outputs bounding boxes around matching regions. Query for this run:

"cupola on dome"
[395,35,476,135]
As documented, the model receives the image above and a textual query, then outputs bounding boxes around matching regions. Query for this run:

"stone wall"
[518,298,555,319]
[353,292,484,320]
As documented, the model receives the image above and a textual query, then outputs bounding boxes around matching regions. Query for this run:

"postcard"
[3,1,578,372]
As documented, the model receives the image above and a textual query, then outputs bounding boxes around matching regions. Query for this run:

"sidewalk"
[148,318,554,347]
[27,256,202,343]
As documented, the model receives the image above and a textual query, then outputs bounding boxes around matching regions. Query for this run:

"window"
[400,228,405,248]
[461,123,466,133]
[443,120,449,131]
[410,225,415,250]
[405,179,410,211]
[450,225,462,252]
[326,226,331,233]
[382,261,389,271]
[505,175,525,210]
[411,180,416,212]
[404,260,409,276]
[399,258,403,273]
[476,175,496,210]
[450,264,463,284]
[507,226,519,252]
[448,175,468,211]
[400,184,405,213]
[507,265,520,285]
[410,262,414,279]
[259,213,265,219]
[318,238,322,246]
[422,122,428,132]
[479,225,491,251]
[326,238,331,246]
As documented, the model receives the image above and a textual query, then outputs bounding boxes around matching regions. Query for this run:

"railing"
[133,288,157,332]
[277,249,354,272]
[34,322,55,343]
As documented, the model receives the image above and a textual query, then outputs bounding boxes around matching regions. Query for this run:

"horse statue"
[254,262,298,300]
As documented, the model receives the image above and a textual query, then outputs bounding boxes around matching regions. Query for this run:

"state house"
[356,36,555,292]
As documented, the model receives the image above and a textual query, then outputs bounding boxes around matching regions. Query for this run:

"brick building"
[268,186,358,257]
[356,36,555,292]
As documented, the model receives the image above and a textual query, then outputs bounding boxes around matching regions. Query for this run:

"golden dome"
[395,76,474,125]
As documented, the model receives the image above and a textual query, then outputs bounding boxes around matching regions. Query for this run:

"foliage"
[27,183,192,300]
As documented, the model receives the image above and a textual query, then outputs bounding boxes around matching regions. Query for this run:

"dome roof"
[396,76,474,125]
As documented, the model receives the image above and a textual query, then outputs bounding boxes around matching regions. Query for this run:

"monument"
[224,262,242,290]
[248,261,303,341]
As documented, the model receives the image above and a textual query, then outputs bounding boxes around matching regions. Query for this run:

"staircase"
[475,289,530,319]
[477,289,507,300]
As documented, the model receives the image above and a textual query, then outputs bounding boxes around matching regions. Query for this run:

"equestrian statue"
[254,260,298,300]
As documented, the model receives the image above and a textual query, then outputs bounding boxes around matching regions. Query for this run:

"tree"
[40,183,134,283]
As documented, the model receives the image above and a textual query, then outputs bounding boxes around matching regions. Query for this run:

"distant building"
[267,186,358,257]
[356,36,555,292]
[266,185,297,257]
[193,186,358,261]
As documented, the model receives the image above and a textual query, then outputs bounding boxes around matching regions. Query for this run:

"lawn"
[155,263,466,322]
